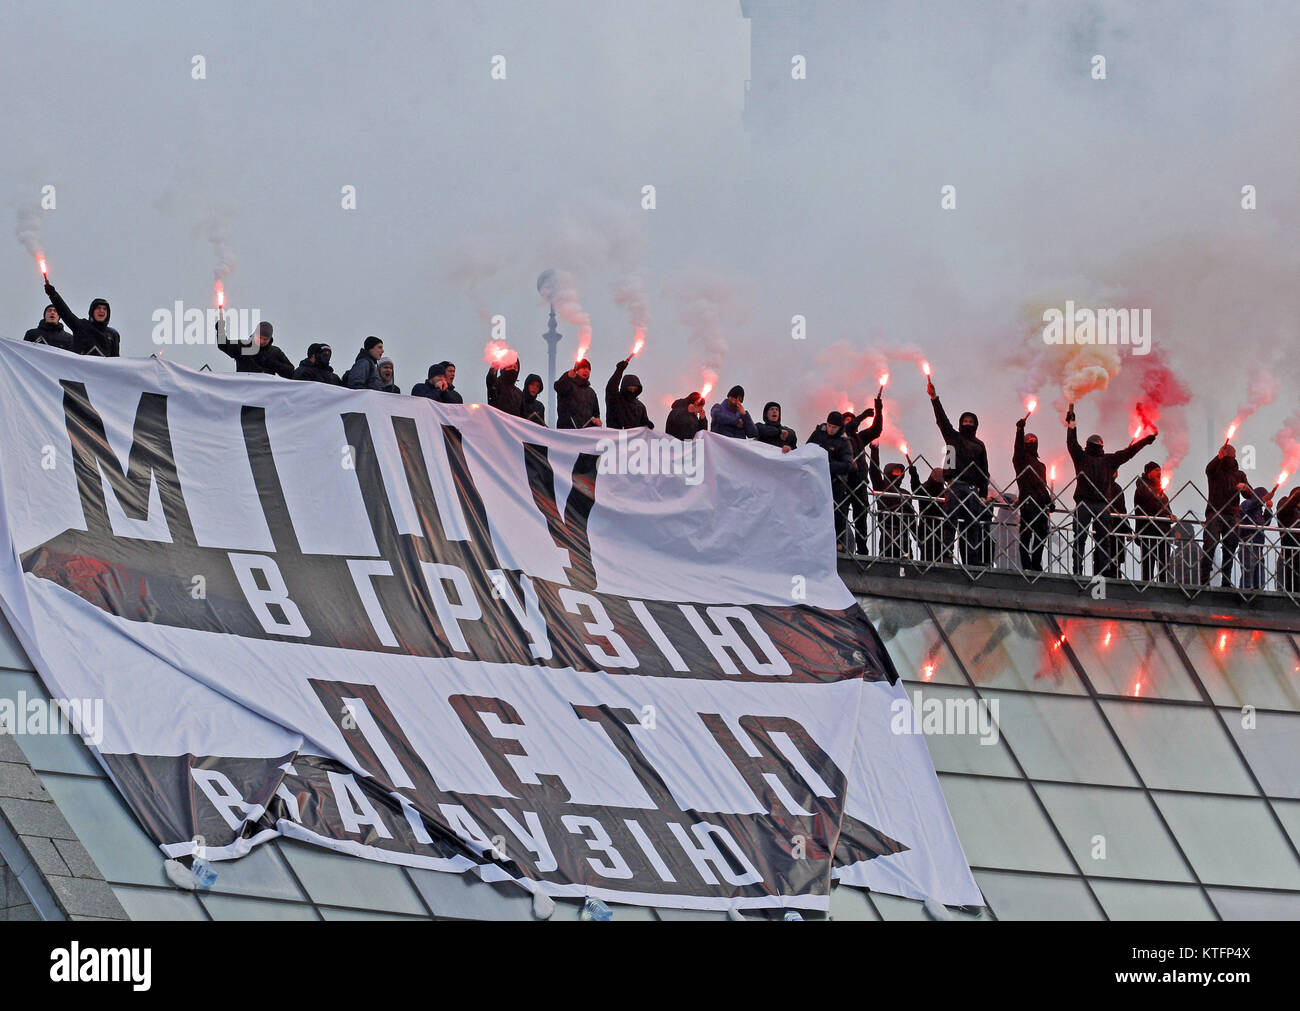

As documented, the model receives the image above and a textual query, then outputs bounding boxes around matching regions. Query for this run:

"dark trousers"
[1240,531,1267,590]
[1278,536,1300,593]
[878,511,914,560]
[948,482,989,566]
[1201,511,1240,586]
[1017,498,1050,571]
[1073,500,1120,577]
[847,477,871,554]
[1136,521,1171,582]
[832,480,850,550]
[916,509,948,563]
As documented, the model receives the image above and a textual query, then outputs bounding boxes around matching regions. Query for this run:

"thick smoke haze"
[3,0,1297,495]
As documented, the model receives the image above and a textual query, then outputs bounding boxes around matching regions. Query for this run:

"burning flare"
[483,340,517,368]
[38,256,48,282]
[631,337,645,356]
[898,440,909,457]
[921,361,932,378]
[1025,396,1037,415]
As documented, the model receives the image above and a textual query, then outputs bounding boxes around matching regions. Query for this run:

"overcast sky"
[4,0,1298,494]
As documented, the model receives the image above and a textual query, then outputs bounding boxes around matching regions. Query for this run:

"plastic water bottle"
[580,897,613,921]
[190,857,219,891]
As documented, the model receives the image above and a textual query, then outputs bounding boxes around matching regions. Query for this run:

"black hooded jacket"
[43,285,120,357]
[292,358,341,384]
[1012,420,1051,505]
[487,363,523,416]
[755,402,798,449]
[346,349,384,390]
[215,321,294,377]
[604,360,653,429]
[931,396,988,495]
[844,398,884,481]
[554,369,601,429]
[666,397,707,441]
[434,363,464,404]
[520,373,547,426]
[1067,427,1155,506]
[807,423,853,486]
[23,317,73,351]
[1205,453,1250,518]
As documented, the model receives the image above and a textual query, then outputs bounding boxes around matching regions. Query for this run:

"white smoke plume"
[1231,363,1279,429]
[538,268,592,358]
[15,205,43,259]
[661,270,751,393]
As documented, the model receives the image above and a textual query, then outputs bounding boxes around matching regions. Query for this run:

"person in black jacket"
[346,336,385,389]
[666,393,707,441]
[520,373,546,426]
[869,442,922,560]
[1133,462,1174,582]
[927,379,990,565]
[486,359,523,416]
[215,319,293,377]
[554,358,601,428]
[605,357,653,430]
[43,283,120,357]
[808,412,854,549]
[1201,444,1250,586]
[1012,417,1052,571]
[436,362,464,404]
[915,466,951,563]
[292,343,341,384]
[844,398,884,554]
[755,402,797,452]
[23,305,73,351]
[412,363,453,402]
[1275,486,1300,592]
[1066,404,1157,578]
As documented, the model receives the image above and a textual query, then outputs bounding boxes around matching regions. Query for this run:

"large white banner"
[0,339,980,911]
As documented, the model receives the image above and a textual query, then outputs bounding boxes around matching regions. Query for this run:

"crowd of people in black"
[18,284,1300,595]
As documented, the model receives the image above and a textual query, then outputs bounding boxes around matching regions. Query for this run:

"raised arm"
[606,359,627,402]
[858,396,884,444]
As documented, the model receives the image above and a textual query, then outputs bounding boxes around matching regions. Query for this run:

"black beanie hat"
[307,342,323,358]
[827,411,845,427]
[428,363,447,379]
[257,321,274,338]
[363,335,382,351]
[727,385,744,400]
[1143,461,1160,476]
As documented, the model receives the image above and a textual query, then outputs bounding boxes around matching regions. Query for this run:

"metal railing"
[834,451,1300,607]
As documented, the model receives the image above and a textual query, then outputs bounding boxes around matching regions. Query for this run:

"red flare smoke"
[483,340,517,368]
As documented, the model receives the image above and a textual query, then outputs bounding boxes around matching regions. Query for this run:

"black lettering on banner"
[60,381,196,544]
[448,694,572,803]
[699,713,843,859]
[240,406,299,553]
[524,443,599,592]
